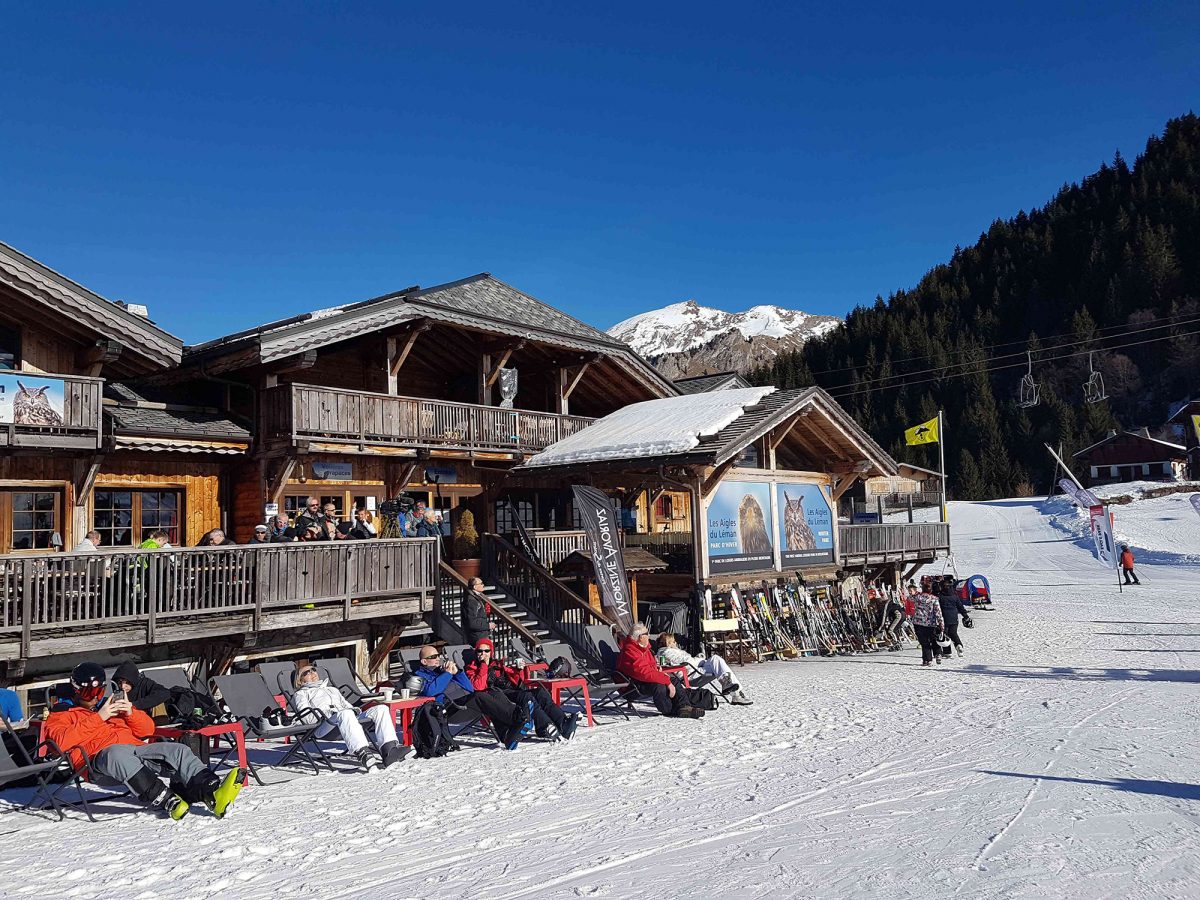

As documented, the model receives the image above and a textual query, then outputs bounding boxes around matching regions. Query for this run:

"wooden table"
[525,674,593,728]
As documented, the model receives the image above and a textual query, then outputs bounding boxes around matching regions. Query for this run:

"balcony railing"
[260,383,594,454]
[0,538,439,658]
[0,373,103,450]
[837,523,951,560]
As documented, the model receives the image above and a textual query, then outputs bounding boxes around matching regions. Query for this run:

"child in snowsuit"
[936,577,972,658]
[1120,545,1140,585]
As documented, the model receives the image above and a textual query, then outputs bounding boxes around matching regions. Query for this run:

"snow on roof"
[525,386,776,468]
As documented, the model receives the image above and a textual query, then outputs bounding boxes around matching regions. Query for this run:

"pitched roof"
[1073,430,1187,458]
[554,548,668,573]
[673,372,752,394]
[183,273,676,397]
[522,386,896,476]
[0,241,182,373]
[103,383,250,443]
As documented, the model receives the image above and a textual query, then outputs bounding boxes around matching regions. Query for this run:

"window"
[654,495,674,520]
[0,323,19,370]
[93,489,182,546]
[496,499,534,533]
[9,492,59,551]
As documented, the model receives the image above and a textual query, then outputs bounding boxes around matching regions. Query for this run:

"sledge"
[957,574,994,610]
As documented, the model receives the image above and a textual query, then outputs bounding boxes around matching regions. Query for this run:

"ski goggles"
[71,676,106,702]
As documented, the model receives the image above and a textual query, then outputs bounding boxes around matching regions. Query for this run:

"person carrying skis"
[43,662,243,820]
[935,576,972,658]
[1119,545,1141,585]
[463,638,579,741]
[292,665,407,770]
[910,590,945,667]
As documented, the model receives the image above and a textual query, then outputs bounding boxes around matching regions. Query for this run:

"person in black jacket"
[461,577,494,646]
[293,496,325,535]
[935,576,971,658]
[113,661,172,716]
[196,529,237,547]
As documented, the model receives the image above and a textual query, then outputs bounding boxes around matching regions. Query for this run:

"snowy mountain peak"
[608,300,840,378]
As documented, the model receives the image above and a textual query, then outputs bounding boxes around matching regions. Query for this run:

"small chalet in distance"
[1074,429,1188,487]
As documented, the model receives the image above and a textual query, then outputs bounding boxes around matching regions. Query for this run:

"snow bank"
[525,386,775,467]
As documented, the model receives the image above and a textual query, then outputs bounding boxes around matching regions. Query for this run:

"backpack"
[411,703,458,759]
[546,656,573,679]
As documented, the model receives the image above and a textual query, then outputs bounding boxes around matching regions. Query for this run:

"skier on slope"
[1119,545,1141,585]
[935,576,972,658]
[910,589,945,667]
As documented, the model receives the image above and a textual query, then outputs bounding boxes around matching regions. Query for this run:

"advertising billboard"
[0,373,66,426]
[776,481,835,566]
[706,480,775,575]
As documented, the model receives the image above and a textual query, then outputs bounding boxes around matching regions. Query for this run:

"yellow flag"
[905,416,939,446]
[1192,414,1200,444]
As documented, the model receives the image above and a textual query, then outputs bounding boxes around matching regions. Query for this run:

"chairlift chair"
[1083,351,1107,404]
[1018,351,1040,409]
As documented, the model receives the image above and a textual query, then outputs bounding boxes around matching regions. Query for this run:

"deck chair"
[212,674,336,776]
[582,625,661,718]
[1,712,95,822]
[510,635,540,664]
[143,667,251,778]
[317,657,385,705]
[255,661,300,698]
[443,644,471,668]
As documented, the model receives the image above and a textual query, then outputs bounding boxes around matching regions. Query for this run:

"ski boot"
[521,700,536,736]
[206,769,246,818]
[355,747,382,772]
[380,740,408,768]
[136,773,189,821]
[560,713,579,741]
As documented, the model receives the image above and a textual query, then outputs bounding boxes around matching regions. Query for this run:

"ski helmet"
[404,674,425,696]
[70,662,107,702]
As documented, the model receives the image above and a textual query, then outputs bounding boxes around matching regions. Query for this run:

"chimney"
[114,300,150,318]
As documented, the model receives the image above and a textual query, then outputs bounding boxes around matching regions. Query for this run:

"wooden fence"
[261,383,594,453]
[0,538,439,657]
[837,523,951,559]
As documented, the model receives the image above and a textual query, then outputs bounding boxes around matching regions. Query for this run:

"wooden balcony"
[260,383,594,455]
[0,537,439,660]
[0,374,103,451]
[837,523,951,566]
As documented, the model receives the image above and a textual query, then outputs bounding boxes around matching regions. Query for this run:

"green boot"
[167,795,191,821]
[207,769,246,818]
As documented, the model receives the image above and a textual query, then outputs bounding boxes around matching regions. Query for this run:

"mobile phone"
[110,689,126,703]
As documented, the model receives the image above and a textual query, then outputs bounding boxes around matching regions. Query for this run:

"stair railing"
[437,561,541,660]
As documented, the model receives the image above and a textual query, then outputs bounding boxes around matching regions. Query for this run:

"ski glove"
[962,615,973,628]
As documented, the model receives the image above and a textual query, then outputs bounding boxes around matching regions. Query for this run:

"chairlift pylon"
[1018,351,1040,409]
[1083,351,1107,404]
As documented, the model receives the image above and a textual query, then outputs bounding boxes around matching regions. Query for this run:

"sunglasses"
[477,648,491,654]
[421,653,442,661]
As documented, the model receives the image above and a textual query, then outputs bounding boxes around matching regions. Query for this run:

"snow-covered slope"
[609,300,840,379]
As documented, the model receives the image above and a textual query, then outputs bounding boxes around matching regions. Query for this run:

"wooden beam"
[72,454,104,507]
[389,324,428,378]
[485,345,520,387]
[368,623,406,680]
[831,471,861,502]
[77,340,123,377]
[386,460,420,497]
[700,458,739,498]
[267,457,297,505]
[562,362,590,400]
[275,349,318,373]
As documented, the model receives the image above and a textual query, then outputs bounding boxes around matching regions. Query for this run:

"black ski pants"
[914,624,940,664]
[501,685,567,736]
[461,689,527,740]
[1123,567,1140,585]
[942,621,962,652]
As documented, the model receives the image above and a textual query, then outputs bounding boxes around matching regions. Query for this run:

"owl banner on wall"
[776,481,835,566]
[0,373,66,426]
[706,481,775,575]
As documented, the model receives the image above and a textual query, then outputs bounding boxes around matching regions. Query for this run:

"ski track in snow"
[1,496,1199,899]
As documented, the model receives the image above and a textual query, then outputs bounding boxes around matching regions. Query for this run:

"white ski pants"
[698,655,740,693]
[313,705,397,753]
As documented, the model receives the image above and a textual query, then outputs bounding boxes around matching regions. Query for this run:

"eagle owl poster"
[0,374,66,426]
[776,482,835,566]
[706,481,775,575]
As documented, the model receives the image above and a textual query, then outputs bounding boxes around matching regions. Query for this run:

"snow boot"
[356,746,382,772]
[921,661,932,667]
[956,646,964,658]
[207,769,245,818]
[560,713,579,741]
[934,655,942,665]
[730,690,753,706]
[138,777,189,821]
[521,700,536,736]
[380,740,408,768]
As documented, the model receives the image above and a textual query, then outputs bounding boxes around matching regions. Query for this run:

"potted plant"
[451,509,481,581]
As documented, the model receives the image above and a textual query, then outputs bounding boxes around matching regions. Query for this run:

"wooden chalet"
[673,371,753,394]
[1074,429,1189,487]
[1166,398,1200,480]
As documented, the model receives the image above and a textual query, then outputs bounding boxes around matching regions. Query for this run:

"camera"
[378,494,416,518]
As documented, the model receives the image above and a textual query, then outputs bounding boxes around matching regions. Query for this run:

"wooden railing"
[436,561,541,660]
[522,530,591,569]
[260,383,594,454]
[0,373,103,450]
[482,532,611,661]
[0,538,439,658]
[837,523,951,559]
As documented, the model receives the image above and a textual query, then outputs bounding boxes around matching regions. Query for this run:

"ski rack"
[1083,351,1107,404]
[1018,351,1040,408]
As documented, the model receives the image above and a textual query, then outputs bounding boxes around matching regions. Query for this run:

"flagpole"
[938,410,947,523]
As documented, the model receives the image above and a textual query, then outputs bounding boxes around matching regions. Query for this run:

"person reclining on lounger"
[412,645,529,750]
[43,662,243,821]
[654,633,752,705]
[464,638,579,741]
[616,623,712,719]
[291,665,406,771]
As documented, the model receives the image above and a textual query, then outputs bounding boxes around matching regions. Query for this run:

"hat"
[255,524,269,532]
[474,637,494,653]
[70,662,107,702]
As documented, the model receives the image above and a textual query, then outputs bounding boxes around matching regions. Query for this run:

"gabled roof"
[521,386,897,477]
[0,241,182,374]
[183,273,676,397]
[1073,430,1187,458]
[673,371,752,394]
[1166,398,1200,424]
[103,383,250,445]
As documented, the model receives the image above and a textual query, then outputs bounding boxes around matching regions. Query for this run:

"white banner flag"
[1058,478,1083,506]
[1191,494,1200,520]
[1089,505,1117,569]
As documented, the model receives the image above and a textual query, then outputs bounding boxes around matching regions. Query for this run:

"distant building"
[1073,429,1188,487]
[1165,398,1200,480]
[672,371,752,394]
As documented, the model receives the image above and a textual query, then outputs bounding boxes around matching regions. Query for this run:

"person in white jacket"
[292,665,406,770]
[655,633,752,705]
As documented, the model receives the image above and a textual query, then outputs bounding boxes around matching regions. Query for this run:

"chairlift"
[1018,351,1040,409]
[1083,351,1107,404]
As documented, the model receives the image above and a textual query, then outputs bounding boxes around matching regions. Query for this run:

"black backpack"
[546,656,573,679]
[411,703,458,759]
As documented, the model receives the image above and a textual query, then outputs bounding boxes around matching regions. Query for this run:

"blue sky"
[1,3,1196,343]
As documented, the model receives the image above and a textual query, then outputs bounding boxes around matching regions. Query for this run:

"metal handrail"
[436,561,541,659]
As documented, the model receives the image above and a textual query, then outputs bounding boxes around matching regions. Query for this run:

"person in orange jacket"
[44,662,241,820]
[1119,545,1141,585]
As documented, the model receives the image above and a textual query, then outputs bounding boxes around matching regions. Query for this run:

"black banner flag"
[571,485,634,634]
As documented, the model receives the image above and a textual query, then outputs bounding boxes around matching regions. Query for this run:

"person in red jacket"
[463,638,578,740]
[1120,545,1141,585]
[44,662,241,820]
[616,623,705,718]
